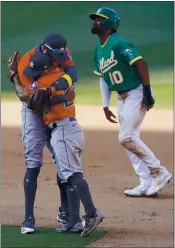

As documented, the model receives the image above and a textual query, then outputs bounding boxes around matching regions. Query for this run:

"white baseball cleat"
[124,185,154,197]
[21,217,35,234]
[146,169,172,196]
[21,227,35,234]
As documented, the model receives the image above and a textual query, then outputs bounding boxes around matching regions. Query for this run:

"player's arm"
[11,73,71,104]
[50,89,75,106]
[51,66,77,92]
[64,65,77,83]
[48,65,77,106]
[93,47,117,123]
[12,74,29,102]
[100,77,111,107]
[53,49,78,90]
[134,59,155,110]
[11,73,74,105]
[7,50,29,102]
[120,41,155,110]
[100,77,117,123]
[23,65,77,105]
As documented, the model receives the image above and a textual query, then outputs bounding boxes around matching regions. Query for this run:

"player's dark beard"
[91,25,104,35]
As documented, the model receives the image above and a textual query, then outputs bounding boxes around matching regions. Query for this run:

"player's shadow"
[156,193,174,200]
[2,126,173,248]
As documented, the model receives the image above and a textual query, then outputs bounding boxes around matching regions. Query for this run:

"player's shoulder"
[18,48,36,66]
[62,46,75,67]
[93,43,100,56]
[111,33,131,46]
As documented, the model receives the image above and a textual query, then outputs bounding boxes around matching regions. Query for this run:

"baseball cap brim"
[24,66,43,78]
[89,13,108,20]
[44,33,67,50]
[51,53,69,61]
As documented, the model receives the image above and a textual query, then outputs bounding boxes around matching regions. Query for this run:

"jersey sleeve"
[62,47,75,68]
[17,49,35,88]
[119,40,142,66]
[93,47,102,77]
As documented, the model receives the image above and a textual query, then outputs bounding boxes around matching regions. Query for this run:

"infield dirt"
[2,102,173,247]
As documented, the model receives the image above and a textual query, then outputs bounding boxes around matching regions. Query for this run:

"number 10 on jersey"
[109,71,123,84]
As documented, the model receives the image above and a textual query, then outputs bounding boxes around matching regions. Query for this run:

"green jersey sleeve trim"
[94,70,102,76]
[129,56,142,66]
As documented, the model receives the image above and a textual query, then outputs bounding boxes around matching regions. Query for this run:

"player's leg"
[45,132,69,224]
[50,118,104,237]
[50,121,83,232]
[125,126,153,196]
[124,150,154,196]
[56,181,82,233]
[21,104,46,234]
[54,150,82,229]
[56,174,69,224]
[117,92,152,195]
[118,85,172,195]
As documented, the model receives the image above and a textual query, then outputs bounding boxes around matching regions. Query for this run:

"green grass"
[1,225,107,248]
[76,83,173,109]
[1,2,173,109]
[1,2,174,91]
[2,81,173,109]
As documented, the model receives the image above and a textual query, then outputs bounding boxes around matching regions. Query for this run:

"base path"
[2,102,173,247]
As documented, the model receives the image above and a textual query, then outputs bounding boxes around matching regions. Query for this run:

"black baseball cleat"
[56,222,83,233]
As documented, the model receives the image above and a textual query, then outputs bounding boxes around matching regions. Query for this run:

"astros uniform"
[35,72,84,182]
[18,47,75,169]
[94,33,162,186]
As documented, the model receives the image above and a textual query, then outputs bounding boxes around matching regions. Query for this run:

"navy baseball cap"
[24,52,52,78]
[43,33,67,49]
[43,33,69,61]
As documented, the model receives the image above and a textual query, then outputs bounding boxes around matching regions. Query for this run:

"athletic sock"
[65,183,81,226]
[69,172,96,217]
[24,167,40,219]
[57,174,69,215]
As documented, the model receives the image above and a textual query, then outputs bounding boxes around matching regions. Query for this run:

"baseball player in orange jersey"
[7,33,79,234]
[24,52,104,237]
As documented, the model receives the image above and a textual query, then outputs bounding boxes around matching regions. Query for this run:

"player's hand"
[146,104,154,111]
[7,50,20,82]
[103,107,118,123]
[141,99,154,111]
[65,87,75,102]
[142,85,155,111]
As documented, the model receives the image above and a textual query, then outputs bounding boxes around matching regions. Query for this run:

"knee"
[26,162,42,169]
[119,135,132,147]
[24,167,41,181]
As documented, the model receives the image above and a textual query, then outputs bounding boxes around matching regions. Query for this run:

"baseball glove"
[27,88,53,115]
[7,50,20,82]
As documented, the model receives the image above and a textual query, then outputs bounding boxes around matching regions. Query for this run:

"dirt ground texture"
[2,102,174,248]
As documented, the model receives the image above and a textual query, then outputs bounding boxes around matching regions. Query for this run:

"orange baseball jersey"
[18,47,75,125]
[38,71,76,125]
[43,90,76,125]
[18,47,75,95]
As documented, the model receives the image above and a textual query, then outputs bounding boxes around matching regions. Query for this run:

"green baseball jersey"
[93,33,142,92]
